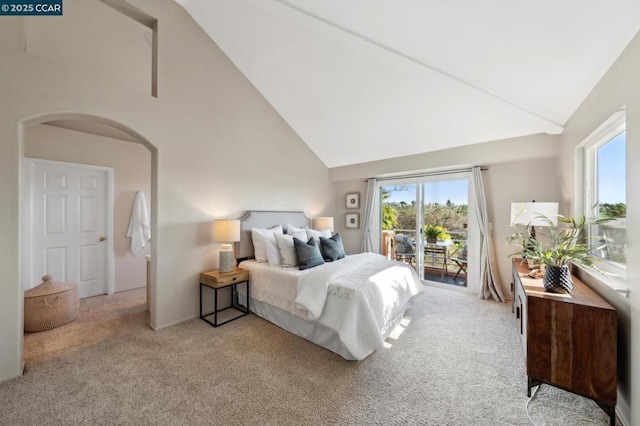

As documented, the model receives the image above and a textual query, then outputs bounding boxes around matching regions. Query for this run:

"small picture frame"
[346,192,360,209]
[345,213,359,229]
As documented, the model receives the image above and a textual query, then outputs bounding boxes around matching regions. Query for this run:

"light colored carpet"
[3,286,619,425]
[23,287,148,365]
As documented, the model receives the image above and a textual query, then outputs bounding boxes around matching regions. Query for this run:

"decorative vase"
[543,266,573,293]
[426,237,437,243]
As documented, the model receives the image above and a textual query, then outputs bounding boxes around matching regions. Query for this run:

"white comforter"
[240,253,423,360]
[296,253,423,359]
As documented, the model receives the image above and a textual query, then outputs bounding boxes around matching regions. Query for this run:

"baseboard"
[616,405,629,426]
[148,314,197,331]
[0,369,24,384]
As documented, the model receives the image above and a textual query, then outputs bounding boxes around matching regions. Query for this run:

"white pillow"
[287,223,305,235]
[264,233,282,266]
[306,227,332,242]
[275,231,307,267]
[251,225,283,263]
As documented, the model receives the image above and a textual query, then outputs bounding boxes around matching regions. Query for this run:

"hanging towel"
[126,191,151,255]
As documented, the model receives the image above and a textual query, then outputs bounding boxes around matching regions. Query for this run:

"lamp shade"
[314,217,334,232]
[212,219,241,243]
[510,202,558,226]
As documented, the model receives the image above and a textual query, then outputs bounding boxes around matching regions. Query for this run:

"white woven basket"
[24,275,79,332]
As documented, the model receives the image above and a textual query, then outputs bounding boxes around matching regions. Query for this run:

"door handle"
[99,236,106,242]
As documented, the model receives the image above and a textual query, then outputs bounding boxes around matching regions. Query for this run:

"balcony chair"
[450,242,468,284]
[393,234,415,265]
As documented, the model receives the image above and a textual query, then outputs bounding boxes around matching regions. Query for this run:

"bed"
[235,210,424,360]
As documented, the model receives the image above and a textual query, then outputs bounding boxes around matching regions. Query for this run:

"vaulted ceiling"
[175,0,640,168]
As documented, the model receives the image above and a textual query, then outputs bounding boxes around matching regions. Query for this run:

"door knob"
[99,236,106,242]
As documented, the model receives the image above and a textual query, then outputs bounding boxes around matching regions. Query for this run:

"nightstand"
[199,268,250,327]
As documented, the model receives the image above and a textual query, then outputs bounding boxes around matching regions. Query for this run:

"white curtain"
[472,167,505,302]
[361,178,378,252]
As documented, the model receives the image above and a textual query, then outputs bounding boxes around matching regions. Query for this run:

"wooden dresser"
[511,259,617,425]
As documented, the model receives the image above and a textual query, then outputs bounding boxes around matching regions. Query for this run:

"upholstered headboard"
[235,210,310,261]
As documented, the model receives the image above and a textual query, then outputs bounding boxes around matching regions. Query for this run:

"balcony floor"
[423,270,466,286]
[392,255,467,287]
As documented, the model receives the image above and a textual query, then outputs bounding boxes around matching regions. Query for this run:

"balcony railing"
[383,228,467,275]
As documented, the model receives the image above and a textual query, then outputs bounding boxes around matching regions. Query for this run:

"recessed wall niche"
[25,0,157,97]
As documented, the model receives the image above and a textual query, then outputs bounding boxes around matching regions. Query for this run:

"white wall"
[0,0,333,382]
[484,159,560,292]
[330,134,561,299]
[26,0,152,95]
[25,124,152,293]
[332,180,368,255]
[558,29,640,426]
[329,133,561,182]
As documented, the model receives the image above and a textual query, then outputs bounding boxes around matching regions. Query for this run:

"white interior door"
[25,158,114,298]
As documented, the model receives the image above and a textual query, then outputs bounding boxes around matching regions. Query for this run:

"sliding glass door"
[378,173,477,291]
[421,177,469,285]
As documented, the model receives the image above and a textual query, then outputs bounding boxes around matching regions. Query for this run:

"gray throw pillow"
[294,237,325,270]
[319,233,346,262]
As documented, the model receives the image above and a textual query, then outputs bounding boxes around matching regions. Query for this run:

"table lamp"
[314,217,334,232]
[213,219,241,273]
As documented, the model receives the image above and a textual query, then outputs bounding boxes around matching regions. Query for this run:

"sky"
[382,179,469,205]
[597,131,626,204]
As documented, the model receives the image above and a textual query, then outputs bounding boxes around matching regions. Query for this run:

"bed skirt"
[238,293,407,361]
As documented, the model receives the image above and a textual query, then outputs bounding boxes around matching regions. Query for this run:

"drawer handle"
[232,277,237,281]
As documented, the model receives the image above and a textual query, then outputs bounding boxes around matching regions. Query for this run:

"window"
[582,109,626,275]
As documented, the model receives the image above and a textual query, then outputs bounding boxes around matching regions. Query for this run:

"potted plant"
[508,214,609,293]
[424,225,449,244]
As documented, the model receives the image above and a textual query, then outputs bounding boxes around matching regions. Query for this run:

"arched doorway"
[19,113,158,367]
